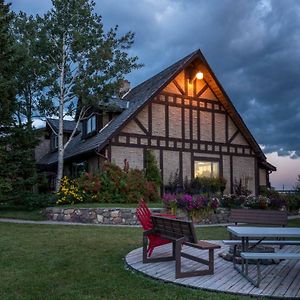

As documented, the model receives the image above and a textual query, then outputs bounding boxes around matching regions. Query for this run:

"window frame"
[86,115,96,134]
[193,158,220,179]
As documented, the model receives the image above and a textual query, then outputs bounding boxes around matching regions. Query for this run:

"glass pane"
[212,162,219,178]
[194,161,219,178]
[194,161,211,178]
[92,115,96,131]
[87,118,91,133]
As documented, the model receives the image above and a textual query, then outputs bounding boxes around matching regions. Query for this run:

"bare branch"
[63,106,89,150]
[46,118,58,136]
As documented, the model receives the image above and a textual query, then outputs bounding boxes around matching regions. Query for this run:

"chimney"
[119,79,130,97]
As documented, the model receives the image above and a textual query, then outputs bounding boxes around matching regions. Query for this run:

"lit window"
[87,115,96,134]
[194,161,219,178]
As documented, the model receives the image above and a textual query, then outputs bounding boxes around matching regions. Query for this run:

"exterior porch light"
[196,71,204,80]
[188,68,204,83]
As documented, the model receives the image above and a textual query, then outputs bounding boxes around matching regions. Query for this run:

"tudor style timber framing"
[110,66,261,194]
[37,49,276,194]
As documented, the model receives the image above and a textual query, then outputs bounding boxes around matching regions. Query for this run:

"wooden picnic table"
[226,226,300,287]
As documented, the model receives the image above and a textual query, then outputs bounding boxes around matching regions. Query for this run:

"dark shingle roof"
[38,50,198,166]
[47,118,81,133]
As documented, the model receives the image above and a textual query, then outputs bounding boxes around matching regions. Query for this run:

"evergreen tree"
[0,0,17,125]
[0,2,38,205]
[27,0,142,190]
[144,150,162,188]
[12,12,50,128]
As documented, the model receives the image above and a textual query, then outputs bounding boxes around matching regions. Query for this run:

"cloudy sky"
[11,0,300,189]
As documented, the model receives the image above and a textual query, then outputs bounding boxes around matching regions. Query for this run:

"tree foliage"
[0,0,17,125]
[12,12,50,127]
[0,2,39,205]
[144,150,162,188]
[17,0,142,189]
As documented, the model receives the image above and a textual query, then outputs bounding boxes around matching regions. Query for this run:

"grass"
[0,220,299,299]
[0,222,249,300]
[0,209,46,221]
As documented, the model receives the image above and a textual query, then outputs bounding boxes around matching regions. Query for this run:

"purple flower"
[162,193,177,207]
[210,197,220,210]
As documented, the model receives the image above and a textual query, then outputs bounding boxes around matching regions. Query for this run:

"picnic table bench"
[240,252,300,287]
[142,216,220,278]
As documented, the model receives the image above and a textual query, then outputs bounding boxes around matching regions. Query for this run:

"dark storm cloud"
[11,0,300,157]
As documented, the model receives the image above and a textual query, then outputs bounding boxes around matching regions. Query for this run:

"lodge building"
[37,49,276,194]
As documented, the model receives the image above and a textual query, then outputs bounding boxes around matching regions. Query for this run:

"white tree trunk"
[56,35,66,192]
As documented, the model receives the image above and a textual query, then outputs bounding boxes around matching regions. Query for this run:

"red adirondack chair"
[136,199,176,257]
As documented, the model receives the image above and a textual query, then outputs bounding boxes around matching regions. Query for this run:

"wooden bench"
[230,208,288,227]
[239,252,300,287]
[142,216,221,278]
[229,209,288,246]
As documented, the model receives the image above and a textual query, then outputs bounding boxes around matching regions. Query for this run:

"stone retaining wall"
[44,207,231,225]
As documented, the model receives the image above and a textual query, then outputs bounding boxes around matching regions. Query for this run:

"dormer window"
[87,115,96,134]
[51,134,58,151]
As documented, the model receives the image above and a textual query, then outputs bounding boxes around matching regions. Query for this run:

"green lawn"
[0,223,244,300]
[0,209,46,221]
[0,220,299,299]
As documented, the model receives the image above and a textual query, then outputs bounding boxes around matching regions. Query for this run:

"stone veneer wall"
[44,207,231,225]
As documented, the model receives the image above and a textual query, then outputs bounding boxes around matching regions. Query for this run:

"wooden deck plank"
[126,242,300,298]
[284,260,300,298]
[273,260,300,297]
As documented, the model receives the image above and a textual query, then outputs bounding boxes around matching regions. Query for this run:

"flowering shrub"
[162,193,177,212]
[56,162,160,205]
[220,194,246,208]
[56,176,84,205]
[162,193,220,219]
[243,195,286,210]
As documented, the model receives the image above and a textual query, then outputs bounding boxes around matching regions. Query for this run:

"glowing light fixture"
[196,71,204,80]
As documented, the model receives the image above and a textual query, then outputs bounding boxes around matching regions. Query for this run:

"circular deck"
[125,241,300,298]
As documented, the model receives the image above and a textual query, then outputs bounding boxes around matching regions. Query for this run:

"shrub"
[220,194,246,208]
[243,195,286,210]
[14,192,56,210]
[259,186,281,198]
[56,176,84,205]
[78,172,102,202]
[244,195,270,209]
[56,162,160,205]
[165,169,181,194]
[233,179,251,196]
[283,194,300,212]
[187,176,226,196]
[162,193,220,218]
[144,150,162,188]
[162,193,177,211]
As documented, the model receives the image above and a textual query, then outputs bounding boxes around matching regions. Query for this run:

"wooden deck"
[125,241,300,298]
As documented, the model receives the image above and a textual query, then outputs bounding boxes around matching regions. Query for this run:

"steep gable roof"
[38,49,274,169]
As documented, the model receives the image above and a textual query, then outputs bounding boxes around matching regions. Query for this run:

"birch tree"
[33,0,141,190]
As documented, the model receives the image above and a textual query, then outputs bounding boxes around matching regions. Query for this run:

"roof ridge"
[125,49,200,101]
